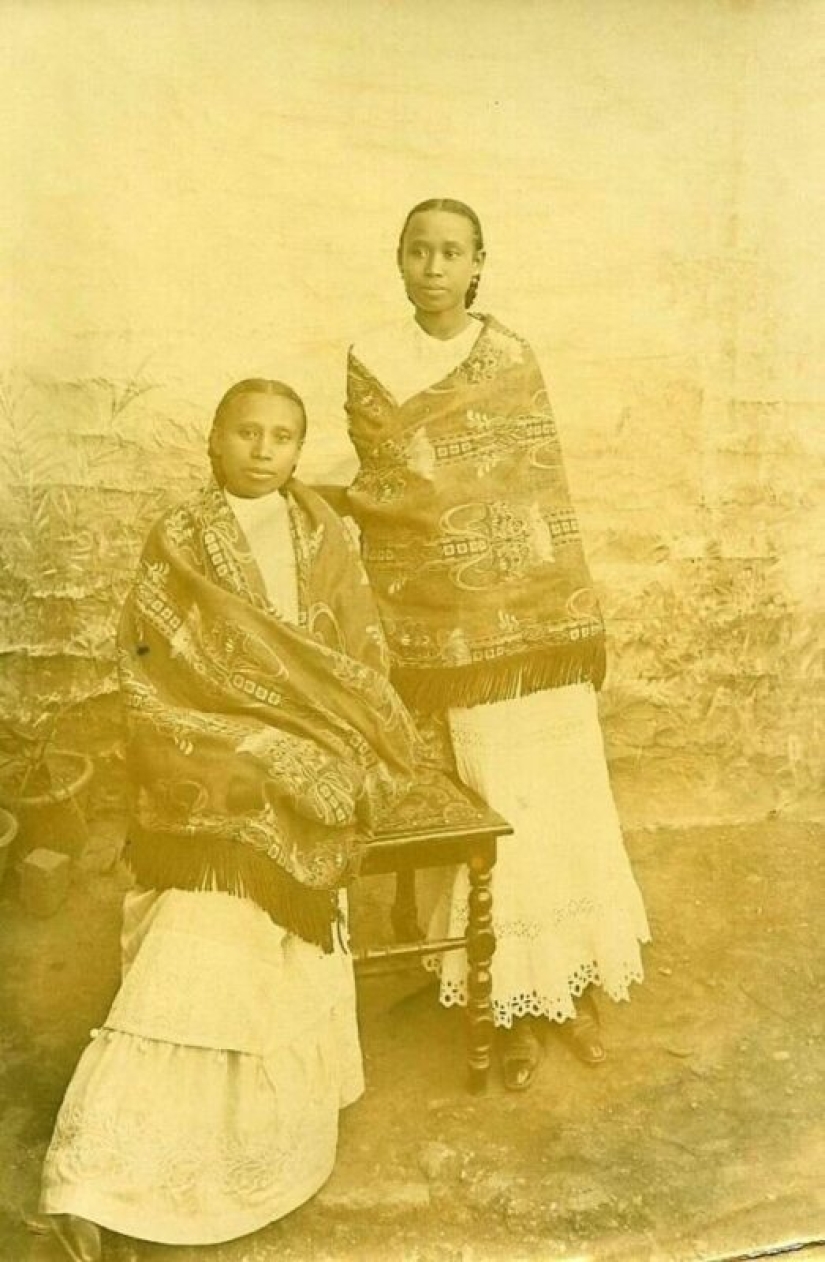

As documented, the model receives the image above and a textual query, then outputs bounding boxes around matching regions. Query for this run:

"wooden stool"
[353,768,512,1093]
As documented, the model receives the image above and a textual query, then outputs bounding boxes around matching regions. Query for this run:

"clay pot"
[1,750,93,865]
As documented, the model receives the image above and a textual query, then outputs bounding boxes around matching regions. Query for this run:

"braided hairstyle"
[208,378,307,485]
[397,198,485,309]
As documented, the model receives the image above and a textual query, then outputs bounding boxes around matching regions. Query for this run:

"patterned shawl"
[346,314,606,711]
[117,478,419,951]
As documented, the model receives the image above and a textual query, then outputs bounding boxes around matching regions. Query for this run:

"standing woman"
[345,199,650,1090]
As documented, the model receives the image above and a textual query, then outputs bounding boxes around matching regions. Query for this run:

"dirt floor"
[1,820,823,1262]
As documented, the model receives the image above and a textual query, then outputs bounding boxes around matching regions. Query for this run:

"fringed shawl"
[117,479,419,951]
[346,315,606,712]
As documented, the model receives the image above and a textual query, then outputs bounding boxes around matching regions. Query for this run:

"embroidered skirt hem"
[423,684,650,1029]
[40,890,364,1246]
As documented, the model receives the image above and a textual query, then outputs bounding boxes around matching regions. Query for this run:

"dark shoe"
[500,1020,541,1091]
[558,990,607,1067]
[50,1215,102,1262]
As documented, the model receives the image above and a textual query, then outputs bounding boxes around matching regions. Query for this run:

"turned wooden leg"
[391,869,423,942]
[466,842,496,1093]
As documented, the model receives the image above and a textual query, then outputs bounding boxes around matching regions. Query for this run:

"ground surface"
[1,821,823,1262]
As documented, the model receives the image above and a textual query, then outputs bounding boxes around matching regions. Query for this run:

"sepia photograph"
[1,2,823,1260]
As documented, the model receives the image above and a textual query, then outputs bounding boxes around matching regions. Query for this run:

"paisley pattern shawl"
[345,314,606,712]
[117,478,420,951]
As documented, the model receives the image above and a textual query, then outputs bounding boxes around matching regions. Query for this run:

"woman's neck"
[224,485,285,504]
[413,307,474,340]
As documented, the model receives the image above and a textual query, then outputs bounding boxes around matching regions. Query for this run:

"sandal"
[500,1020,541,1091]
[50,1215,102,1262]
[22,1211,53,1238]
[558,990,607,1067]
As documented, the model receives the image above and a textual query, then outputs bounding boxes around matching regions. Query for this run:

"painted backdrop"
[1,0,823,828]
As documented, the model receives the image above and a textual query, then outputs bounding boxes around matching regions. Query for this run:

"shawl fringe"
[391,638,606,713]
[124,829,351,953]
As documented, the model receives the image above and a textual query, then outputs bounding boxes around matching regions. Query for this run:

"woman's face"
[399,210,483,316]
[212,393,304,499]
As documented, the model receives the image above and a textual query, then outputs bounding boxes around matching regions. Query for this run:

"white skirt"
[425,684,650,1028]
[40,888,363,1246]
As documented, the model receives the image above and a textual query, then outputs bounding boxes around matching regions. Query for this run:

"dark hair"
[208,378,307,484]
[397,198,485,308]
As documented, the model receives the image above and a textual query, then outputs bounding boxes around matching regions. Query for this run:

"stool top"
[368,767,511,845]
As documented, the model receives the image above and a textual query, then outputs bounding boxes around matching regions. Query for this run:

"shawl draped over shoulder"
[117,479,419,951]
[345,315,606,712]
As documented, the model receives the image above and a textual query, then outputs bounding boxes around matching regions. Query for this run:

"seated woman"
[39,379,419,1261]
